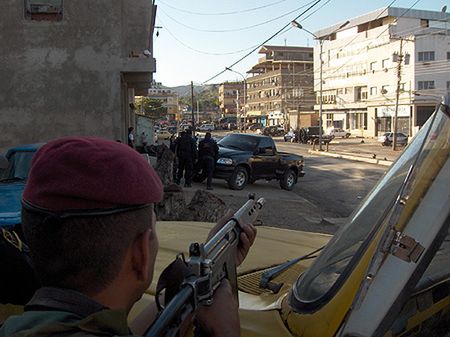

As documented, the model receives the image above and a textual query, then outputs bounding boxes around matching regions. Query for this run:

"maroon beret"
[23,136,163,212]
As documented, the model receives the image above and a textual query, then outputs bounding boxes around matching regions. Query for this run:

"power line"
[157,0,290,16]
[156,17,261,56]
[319,0,423,84]
[202,0,327,84]
[159,1,318,33]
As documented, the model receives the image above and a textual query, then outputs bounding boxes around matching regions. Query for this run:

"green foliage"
[178,84,219,112]
[138,97,167,119]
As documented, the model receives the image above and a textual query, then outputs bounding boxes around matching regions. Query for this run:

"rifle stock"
[145,195,265,337]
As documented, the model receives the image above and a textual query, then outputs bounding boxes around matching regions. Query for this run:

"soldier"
[0,136,256,337]
[198,132,219,190]
[175,129,197,188]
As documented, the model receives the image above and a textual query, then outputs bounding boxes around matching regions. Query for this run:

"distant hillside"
[167,84,217,98]
[166,84,219,111]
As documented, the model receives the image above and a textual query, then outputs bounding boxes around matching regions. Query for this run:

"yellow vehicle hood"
[130,221,331,336]
[149,221,331,293]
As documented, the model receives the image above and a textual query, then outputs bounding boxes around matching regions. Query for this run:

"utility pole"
[236,90,240,130]
[190,81,195,135]
[196,100,199,124]
[392,39,404,151]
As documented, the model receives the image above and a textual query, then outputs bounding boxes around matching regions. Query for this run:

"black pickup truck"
[213,133,305,190]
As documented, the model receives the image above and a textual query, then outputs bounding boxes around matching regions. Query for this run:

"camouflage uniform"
[0,287,138,337]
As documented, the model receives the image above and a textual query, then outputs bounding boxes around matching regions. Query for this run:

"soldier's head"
[22,137,163,306]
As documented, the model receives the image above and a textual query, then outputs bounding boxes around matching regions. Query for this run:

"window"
[382,58,389,68]
[370,87,377,96]
[420,19,429,28]
[258,137,274,155]
[418,51,435,62]
[24,0,63,21]
[447,81,450,90]
[381,85,389,94]
[418,81,435,90]
[447,52,450,60]
[370,61,377,71]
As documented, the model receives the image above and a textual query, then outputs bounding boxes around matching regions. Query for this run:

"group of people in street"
[170,129,218,190]
[128,125,218,189]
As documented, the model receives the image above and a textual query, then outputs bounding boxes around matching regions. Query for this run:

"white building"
[314,7,450,137]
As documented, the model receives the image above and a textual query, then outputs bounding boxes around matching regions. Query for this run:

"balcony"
[122,56,156,73]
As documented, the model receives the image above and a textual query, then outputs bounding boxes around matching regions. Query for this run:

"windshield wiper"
[259,246,324,293]
[0,177,25,183]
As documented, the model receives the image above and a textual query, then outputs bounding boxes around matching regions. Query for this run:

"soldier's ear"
[131,229,151,282]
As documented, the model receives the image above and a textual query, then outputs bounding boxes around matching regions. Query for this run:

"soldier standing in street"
[198,132,219,190]
[175,129,197,187]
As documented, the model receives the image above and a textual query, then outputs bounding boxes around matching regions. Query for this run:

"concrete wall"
[0,0,156,151]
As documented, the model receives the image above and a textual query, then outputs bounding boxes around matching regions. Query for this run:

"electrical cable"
[319,0,423,84]
[156,17,261,56]
[202,0,326,84]
[157,0,290,16]
[158,1,319,33]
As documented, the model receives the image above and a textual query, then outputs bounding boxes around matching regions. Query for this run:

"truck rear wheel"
[280,169,296,191]
[228,166,248,190]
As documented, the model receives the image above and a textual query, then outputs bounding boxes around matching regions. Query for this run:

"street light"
[291,20,349,151]
[225,67,247,131]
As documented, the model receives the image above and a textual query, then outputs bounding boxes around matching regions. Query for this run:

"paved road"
[183,138,387,234]
[163,131,390,233]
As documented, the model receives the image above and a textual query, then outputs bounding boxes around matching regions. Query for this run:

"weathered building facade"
[314,7,450,137]
[218,82,245,120]
[245,45,315,129]
[0,0,157,150]
[147,87,180,122]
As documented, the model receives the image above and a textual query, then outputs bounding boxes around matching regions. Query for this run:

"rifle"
[145,194,265,337]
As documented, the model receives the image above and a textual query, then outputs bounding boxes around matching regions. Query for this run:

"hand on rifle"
[196,279,240,337]
[207,209,257,266]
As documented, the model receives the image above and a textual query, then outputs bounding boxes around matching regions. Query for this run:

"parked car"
[156,129,172,141]
[378,132,408,146]
[247,123,263,131]
[326,127,351,138]
[197,123,215,131]
[0,144,43,227]
[262,125,284,137]
[210,133,305,190]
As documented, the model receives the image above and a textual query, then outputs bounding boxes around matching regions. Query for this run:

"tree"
[137,97,167,119]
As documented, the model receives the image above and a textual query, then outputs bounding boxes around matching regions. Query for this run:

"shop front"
[375,105,411,136]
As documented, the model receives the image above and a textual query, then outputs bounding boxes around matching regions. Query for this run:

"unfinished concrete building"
[0,0,157,150]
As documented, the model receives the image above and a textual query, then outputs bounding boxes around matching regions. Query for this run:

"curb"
[308,149,393,166]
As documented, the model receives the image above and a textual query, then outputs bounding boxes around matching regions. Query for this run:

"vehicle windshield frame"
[290,102,448,312]
[0,150,35,181]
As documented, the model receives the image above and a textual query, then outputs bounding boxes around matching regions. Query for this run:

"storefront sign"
[378,106,410,117]
[268,111,283,119]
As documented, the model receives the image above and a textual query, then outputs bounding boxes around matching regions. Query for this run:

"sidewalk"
[307,137,403,166]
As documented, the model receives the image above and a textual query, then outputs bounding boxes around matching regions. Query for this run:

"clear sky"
[153,0,446,87]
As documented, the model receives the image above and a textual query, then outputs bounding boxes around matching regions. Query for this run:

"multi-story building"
[314,7,450,137]
[147,85,180,121]
[218,82,244,119]
[0,0,156,150]
[246,45,316,129]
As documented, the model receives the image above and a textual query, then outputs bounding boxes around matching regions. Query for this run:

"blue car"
[0,143,43,227]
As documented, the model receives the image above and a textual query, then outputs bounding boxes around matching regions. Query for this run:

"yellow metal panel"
[284,226,385,337]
